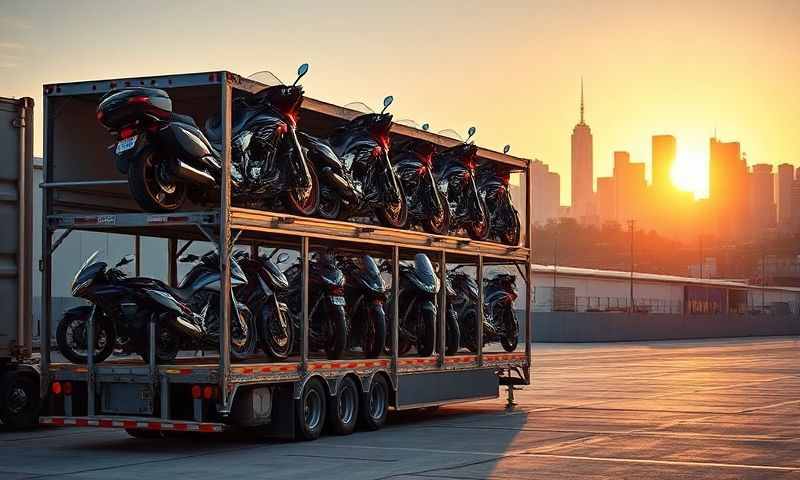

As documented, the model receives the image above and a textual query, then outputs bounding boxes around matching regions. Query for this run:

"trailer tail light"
[51,382,62,396]
[63,382,73,396]
[191,385,202,399]
[203,386,216,400]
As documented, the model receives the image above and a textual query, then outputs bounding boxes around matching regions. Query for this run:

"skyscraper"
[652,135,677,191]
[531,159,561,224]
[749,164,776,231]
[709,138,749,239]
[776,163,794,229]
[571,79,593,219]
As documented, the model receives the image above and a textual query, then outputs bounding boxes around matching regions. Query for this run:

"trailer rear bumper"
[40,415,226,432]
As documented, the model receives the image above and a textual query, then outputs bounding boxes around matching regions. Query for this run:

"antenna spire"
[580,77,585,124]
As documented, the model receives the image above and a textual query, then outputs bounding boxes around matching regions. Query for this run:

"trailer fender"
[361,370,396,394]
[293,373,332,400]
[329,373,364,398]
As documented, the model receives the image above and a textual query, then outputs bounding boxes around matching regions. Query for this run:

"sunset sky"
[2,0,798,202]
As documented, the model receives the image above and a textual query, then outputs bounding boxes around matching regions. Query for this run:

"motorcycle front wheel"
[422,193,451,235]
[258,300,293,361]
[416,304,436,357]
[56,306,115,364]
[445,305,461,355]
[360,303,387,359]
[231,304,257,360]
[375,181,408,229]
[498,207,521,246]
[128,148,187,212]
[499,308,519,352]
[466,196,491,241]
[317,186,343,220]
[285,162,320,216]
[324,303,348,360]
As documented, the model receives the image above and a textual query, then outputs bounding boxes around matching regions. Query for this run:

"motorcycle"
[282,251,348,360]
[434,127,491,241]
[300,96,408,228]
[96,63,318,214]
[447,267,519,353]
[394,137,450,235]
[338,255,387,358]
[476,145,521,245]
[389,253,439,357]
[56,251,257,364]
[234,250,293,361]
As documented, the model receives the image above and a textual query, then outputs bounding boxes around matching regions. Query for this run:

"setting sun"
[671,147,709,198]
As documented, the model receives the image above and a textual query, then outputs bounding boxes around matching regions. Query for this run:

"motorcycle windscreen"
[410,253,440,294]
[359,255,386,293]
[72,251,104,294]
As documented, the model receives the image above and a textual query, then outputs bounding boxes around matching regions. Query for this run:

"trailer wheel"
[359,374,388,431]
[296,378,326,441]
[327,376,359,435]
[0,371,39,429]
[125,428,164,439]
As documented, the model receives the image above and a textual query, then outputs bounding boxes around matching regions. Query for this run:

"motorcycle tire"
[360,303,387,359]
[498,209,521,246]
[230,303,258,361]
[258,300,293,361]
[127,148,187,212]
[137,322,180,364]
[466,195,491,241]
[375,180,408,229]
[324,304,348,360]
[285,162,320,216]
[445,305,461,356]
[500,308,519,352]
[460,306,480,354]
[56,306,115,365]
[416,303,436,357]
[422,194,451,235]
[317,186,343,220]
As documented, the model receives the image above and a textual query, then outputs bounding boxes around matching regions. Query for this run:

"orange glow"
[671,146,709,198]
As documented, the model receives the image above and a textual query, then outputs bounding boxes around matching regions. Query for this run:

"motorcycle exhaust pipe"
[171,160,216,186]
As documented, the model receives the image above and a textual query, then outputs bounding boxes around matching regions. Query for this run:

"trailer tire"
[125,428,164,439]
[0,371,39,429]
[327,376,359,436]
[296,378,326,441]
[359,374,388,431]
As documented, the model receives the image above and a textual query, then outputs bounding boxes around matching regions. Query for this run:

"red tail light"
[51,382,62,396]
[371,145,383,158]
[191,385,202,399]
[285,112,297,127]
[118,127,137,140]
[276,123,288,135]
[127,95,149,105]
[63,382,73,396]
[203,386,215,400]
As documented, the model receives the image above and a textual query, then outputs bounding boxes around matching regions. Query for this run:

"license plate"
[115,135,137,154]
[330,296,346,306]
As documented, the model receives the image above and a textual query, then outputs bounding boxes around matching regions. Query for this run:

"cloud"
[0,17,33,31]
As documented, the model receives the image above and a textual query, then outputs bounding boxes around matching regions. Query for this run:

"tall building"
[596,176,617,222]
[776,163,794,229]
[709,138,749,239]
[531,159,561,224]
[792,167,800,231]
[652,135,677,192]
[749,164,776,231]
[612,151,648,223]
[570,79,593,219]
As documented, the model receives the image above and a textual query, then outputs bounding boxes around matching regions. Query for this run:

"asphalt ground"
[2,336,798,479]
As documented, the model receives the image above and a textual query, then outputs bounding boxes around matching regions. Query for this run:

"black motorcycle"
[394,137,450,235]
[476,147,521,245]
[434,127,491,241]
[234,250,293,361]
[301,96,407,228]
[97,64,318,214]
[448,268,519,353]
[389,253,439,357]
[339,255,387,358]
[56,251,257,364]
[282,252,348,360]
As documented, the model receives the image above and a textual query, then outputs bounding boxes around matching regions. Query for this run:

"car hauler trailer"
[38,71,531,439]
[0,96,40,428]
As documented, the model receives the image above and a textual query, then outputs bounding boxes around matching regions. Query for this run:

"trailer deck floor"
[4,337,799,479]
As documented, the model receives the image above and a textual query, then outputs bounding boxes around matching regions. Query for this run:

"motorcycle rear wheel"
[137,322,180,364]
[466,196,491,241]
[128,149,187,212]
[360,303,387,359]
[445,305,460,355]
[324,304,348,360]
[258,300,293,361]
[416,305,436,357]
[230,304,257,360]
[500,308,519,352]
[285,162,320,216]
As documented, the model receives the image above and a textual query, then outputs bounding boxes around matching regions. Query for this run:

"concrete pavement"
[2,337,798,479]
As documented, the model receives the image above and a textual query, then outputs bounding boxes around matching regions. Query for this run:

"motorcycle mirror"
[293,63,309,86]
[503,144,511,154]
[276,252,290,264]
[422,123,430,131]
[179,254,199,263]
[380,95,394,114]
[466,126,476,143]
[115,255,134,268]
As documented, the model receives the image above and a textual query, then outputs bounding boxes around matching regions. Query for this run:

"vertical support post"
[391,246,399,382]
[86,306,96,416]
[525,163,533,383]
[148,318,157,384]
[40,96,53,395]
[300,236,310,371]
[477,254,484,366]
[168,238,178,287]
[250,243,258,259]
[160,375,170,420]
[218,73,233,412]
[438,250,446,366]
[134,235,141,276]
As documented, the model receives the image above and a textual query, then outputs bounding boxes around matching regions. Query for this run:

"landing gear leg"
[505,384,517,412]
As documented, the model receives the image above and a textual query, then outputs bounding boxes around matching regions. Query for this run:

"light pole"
[628,219,635,313]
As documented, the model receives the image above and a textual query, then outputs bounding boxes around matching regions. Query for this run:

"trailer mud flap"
[396,369,498,409]
[101,383,154,415]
